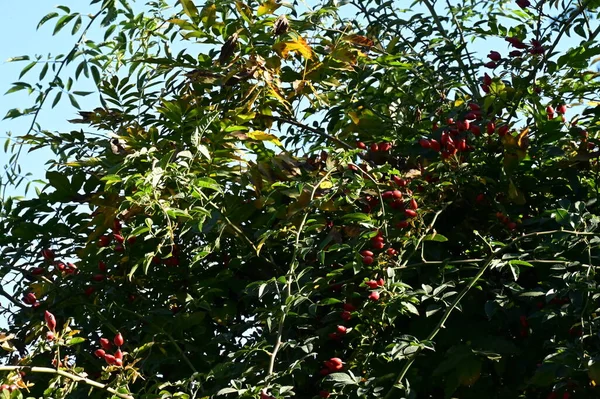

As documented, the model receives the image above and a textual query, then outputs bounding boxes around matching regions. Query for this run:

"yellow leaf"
[273,36,313,60]
[320,180,333,189]
[247,131,283,147]
[342,34,374,47]
[258,0,281,16]
[235,1,253,23]
[179,0,198,19]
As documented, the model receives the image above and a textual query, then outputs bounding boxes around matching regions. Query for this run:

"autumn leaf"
[258,0,281,16]
[273,36,313,59]
[247,131,283,147]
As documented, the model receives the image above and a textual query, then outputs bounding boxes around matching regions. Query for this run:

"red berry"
[370,143,378,152]
[386,248,397,256]
[98,261,107,272]
[486,121,496,135]
[488,50,502,61]
[341,311,352,321]
[113,234,125,244]
[357,141,367,149]
[404,209,417,218]
[393,176,407,186]
[557,104,567,114]
[0,385,9,391]
[94,349,106,358]
[113,219,122,232]
[46,331,55,341]
[365,280,379,289]
[392,190,403,199]
[546,105,555,115]
[377,278,385,287]
[320,391,330,398]
[419,138,431,149]
[114,332,124,347]
[100,338,112,351]
[483,73,493,86]
[395,220,409,228]
[507,222,517,230]
[379,142,391,152]
[326,357,343,371]
[41,249,55,261]
[343,303,356,312]
[115,244,125,252]
[476,193,485,203]
[484,61,497,69]
[498,125,509,137]
[31,267,44,276]
[429,139,441,152]
[127,236,137,245]
[336,325,347,334]
[516,0,531,8]
[104,354,116,365]
[409,198,418,210]
[23,292,36,305]
[371,241,384,250]
[362,256,374,265]
[114,349,123,360]
[368,291,380,301]
[45,311,56,331]
[84,286,95,296]
[98,235,111,247]
[506,36,526,49]
[469,103,481,111]
[328,332,340,340]
[115,358,123,367]
[319,368,331,376]
[92,274,105,282]
[360,250,374,257]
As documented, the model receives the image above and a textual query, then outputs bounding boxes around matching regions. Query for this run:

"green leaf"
[324,372,358,385]
[38,12,59,29]
[509,260,533,267]
[19,62,37,79]
[194,177,222,192]
[424,233,448,242]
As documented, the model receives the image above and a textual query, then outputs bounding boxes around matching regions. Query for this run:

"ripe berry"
[360,250,374,257]
[100,338,112,351]
[498,125,509,137]
[46,331,55,341]
[98,261,107,272]
[84,286,95,296]
[113,219,122,232]
[386,248,397,256]
[104,354,116,365]
[395,220,409,228]
[370,143,378,152]
[113,234,125,244]
[409,199,418,210]
[343,303,356,312]
[377,278,385,287]
[371,241,385,250]
[341,311,352,321]
[379,142,391,152]
[114,349,123,360]
[468,103,481,111]
[45,311,56,331]
[115,244,125,253]
[362,256,374,265]
[319,391,330,398]
[419,138,431,149]
[336,325,347,334]
[393,176,407,186]
[429,139,441,152]
[114,332,124,347]
[392,190,403,199]
[94,349,106,358]
[357,141,367,150]
[31,267,44,276]
[115,358,123,367]
[486,121,496,135]
[476,193,485,203]
[404,209,417,218]
[23,292,36,305]
[326,357,343,371]
[41,249,55,261]
[484,61,496,69]
[127,236,137,245]
[368,291,380,301]
[92,274,105,282]
[507,222,517,230]
[98,235,111,247]
[365,280,379,289]
[488,50,502,61]
[546,105,555,116]
[557,104,567,114]
[516,0,531,8]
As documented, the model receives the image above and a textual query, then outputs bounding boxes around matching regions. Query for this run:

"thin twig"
[0,366,134,399]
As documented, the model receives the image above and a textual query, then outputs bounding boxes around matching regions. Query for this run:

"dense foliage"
[3,0,600,398]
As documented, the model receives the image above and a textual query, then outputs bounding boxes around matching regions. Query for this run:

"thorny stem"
[267,169,335,376]
[383,228,600,398]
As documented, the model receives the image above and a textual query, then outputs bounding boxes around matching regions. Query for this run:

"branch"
[0,366,134,399]
[383,228,600,398]
[269,115,354,150]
